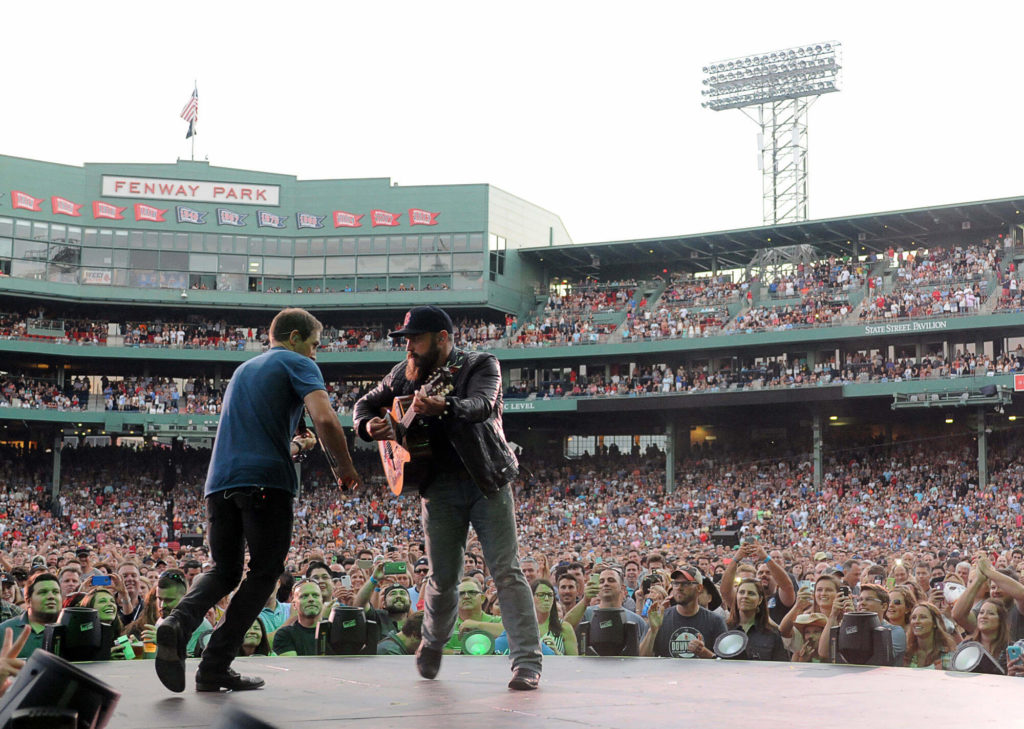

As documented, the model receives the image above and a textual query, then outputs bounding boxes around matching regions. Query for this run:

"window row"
[1,260,483,292]
[0,241,482,275]
[0,217,484,255]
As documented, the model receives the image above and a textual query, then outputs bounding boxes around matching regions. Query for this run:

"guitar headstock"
[421,368,453,396]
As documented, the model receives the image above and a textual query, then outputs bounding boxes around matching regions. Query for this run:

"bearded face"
[404,333,444,383]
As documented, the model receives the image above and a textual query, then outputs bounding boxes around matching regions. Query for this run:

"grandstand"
[3,153,1024,495]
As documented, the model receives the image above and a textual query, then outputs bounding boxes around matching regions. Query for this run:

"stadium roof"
[518,196,1024,276]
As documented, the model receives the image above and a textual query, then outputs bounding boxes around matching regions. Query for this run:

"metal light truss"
[702,42,841,225]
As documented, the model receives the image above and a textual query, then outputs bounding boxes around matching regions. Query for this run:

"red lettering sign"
[10,190,44,212]
[371,209,400,227]
[409,208,439,226]
[134,203,167,222]
[333,210,364,228]
[92,201,126,220]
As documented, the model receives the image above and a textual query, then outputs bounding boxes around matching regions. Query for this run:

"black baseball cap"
[0,573,14,585]
[388,306,454,338]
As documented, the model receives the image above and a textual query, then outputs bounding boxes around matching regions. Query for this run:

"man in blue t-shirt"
[155,307,361,694]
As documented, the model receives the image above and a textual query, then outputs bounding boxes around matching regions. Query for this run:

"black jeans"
[171,486,293,673]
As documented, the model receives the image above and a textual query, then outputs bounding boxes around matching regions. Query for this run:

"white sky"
[4,1,1023,244]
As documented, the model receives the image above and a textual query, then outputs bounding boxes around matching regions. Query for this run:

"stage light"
[713,630,748,659]
[42,607,112,662]
[316,606,379,656]
[834,612,894,666]
[576,609,640,656]
[460,630,495,656]
[0,650,121,729]
[950,641,1005,674]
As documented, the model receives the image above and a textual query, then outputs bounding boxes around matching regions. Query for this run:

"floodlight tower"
[702,42,841,225]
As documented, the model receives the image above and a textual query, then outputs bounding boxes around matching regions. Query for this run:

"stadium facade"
[3,153,1024,496]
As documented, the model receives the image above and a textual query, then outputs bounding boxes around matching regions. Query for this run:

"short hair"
[182,560,202,571]
[117,561,141,574]
[305,561,332,577]
[842,558,860,571]
[401,611,424,639]
[859,584,889,606]
[270,308,322,343]
[26,572,59,599]
[57,566,81,580]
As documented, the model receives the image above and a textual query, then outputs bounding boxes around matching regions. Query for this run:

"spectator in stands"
[238,619,273,657]
[966,599,1011,672]
[138,570,211,659]
[640,566,725,658]
[532,579,577,656]
[444,578,504,652]
[0,572,60,658]
[116,562,145,626]
[57,565,81,598]
[953,555,1024,642]
[272,579,323,657]
[725,577,788,661]
[0,575,23,622]
[904,602,958,669]
[378,611,424,656]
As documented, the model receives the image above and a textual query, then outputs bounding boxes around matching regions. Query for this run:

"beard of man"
[405,334,442,384]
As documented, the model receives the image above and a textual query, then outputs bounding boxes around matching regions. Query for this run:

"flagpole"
[191,80,196,162]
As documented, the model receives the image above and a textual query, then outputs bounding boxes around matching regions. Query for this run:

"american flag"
[180,86,198,139]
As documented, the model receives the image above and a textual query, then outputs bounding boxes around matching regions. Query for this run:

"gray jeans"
[419,474,542,673]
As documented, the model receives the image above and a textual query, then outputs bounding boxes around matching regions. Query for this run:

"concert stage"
[78,656,1007,729]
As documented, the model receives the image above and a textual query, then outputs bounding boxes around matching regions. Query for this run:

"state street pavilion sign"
[101,175,280,206]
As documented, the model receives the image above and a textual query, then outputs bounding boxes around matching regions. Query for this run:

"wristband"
[763,555,772,563]
[369,576,378,585]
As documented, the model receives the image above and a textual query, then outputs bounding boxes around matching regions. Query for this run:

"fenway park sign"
[101,176,280,206]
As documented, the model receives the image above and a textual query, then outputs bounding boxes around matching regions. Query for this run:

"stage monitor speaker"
[179,533,205,547]
[0,650,120,729]
[576,609,640,656]
[711,530,739,547]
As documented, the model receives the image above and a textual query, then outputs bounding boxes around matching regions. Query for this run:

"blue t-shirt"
[204,347,325,496]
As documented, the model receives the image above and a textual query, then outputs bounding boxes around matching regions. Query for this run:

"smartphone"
[885,577,896,589]
[355,559,373,571]
[1007,644,1023,662]
[798,580,813,591]
[929,575,944,589]
[383,561,407,576]
[91,575,112,586]
[839,585,850,597]
[339,574,352,589]
[641,598,653,617]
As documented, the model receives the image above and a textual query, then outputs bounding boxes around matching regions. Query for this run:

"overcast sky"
[4,1,1022,244]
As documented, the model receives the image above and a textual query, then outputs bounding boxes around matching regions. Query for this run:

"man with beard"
[354,306,541,690]
[353,563,412,636]
[0,572,59,658]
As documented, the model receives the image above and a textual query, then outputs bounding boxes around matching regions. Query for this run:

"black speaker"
[711,530,740,547]
[0,650,120,729]
[179,533,205,547]
[576,609,640,656]
[315,606,379,655]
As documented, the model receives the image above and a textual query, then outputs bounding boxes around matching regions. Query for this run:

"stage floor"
[76,655,1010,729]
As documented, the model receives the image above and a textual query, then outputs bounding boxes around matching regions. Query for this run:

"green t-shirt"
[0,615,43,658]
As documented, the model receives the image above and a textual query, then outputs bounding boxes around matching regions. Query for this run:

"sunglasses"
[158,571,187,588]
[415,568,429,574]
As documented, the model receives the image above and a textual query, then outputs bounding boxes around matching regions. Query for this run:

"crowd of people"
[728,294,852,331]
[0,434,1022,675]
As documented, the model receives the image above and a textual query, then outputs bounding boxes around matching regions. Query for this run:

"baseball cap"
[671,565,722,611]
[413,557,429,568]
[388,306,455,338]
[0,573,14,585]
[381,584,409,602]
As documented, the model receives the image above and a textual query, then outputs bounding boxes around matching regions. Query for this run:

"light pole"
[702,42,842,225]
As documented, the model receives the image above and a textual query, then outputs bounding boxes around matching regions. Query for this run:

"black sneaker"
[415,643,443,680]
[195,667,265,692]
[154,616,187,693]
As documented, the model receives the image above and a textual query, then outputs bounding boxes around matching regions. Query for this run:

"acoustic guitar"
[378,369,453,495]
